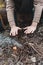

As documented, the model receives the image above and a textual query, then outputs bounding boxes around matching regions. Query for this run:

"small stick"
[28,43,43,56]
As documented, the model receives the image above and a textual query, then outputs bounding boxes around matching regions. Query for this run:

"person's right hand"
[10,26,21,36]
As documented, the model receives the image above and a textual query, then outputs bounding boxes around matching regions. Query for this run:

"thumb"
[18,27,21,30]
[10,32,12,36]
[23,27,27,29]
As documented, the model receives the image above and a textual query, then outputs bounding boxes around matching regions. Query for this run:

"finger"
[10,31,15,36]
[18,27,21,30]
[31,30,34,33]
[10,32,11,36]
[16,30,18,35]
[12,34,15,36]
[24,30,28,34]
[24,30,32,34]
[23,27,27,29]
[10,32,13,36]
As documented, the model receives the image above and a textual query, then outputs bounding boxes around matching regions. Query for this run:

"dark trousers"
[14,12,33,28]
[14,10,43,28]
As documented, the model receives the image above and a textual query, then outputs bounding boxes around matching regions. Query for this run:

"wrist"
[10,25,16,29]
[10,23,16,28]
[31,22,38,27]
[9,20,16,28]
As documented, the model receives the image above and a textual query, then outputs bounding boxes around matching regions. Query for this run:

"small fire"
[13,46,17,50]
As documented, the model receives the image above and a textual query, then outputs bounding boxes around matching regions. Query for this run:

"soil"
[0,23,43,65]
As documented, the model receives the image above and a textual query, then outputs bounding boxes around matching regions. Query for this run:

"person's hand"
[10,26,21,36]
[24,25,37,34]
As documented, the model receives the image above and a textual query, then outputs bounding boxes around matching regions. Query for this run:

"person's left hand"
[24,25,37,34]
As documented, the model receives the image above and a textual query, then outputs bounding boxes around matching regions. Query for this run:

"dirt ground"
[0,23,43,65]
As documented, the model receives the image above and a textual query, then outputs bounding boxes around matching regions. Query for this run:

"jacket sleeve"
[32,4,43,23]
[5,0,16,28]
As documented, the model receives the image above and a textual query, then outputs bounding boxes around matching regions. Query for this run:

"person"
[33,0,43,27]
[5,0,43,36]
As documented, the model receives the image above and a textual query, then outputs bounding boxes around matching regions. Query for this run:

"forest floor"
[0,23,43,65]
